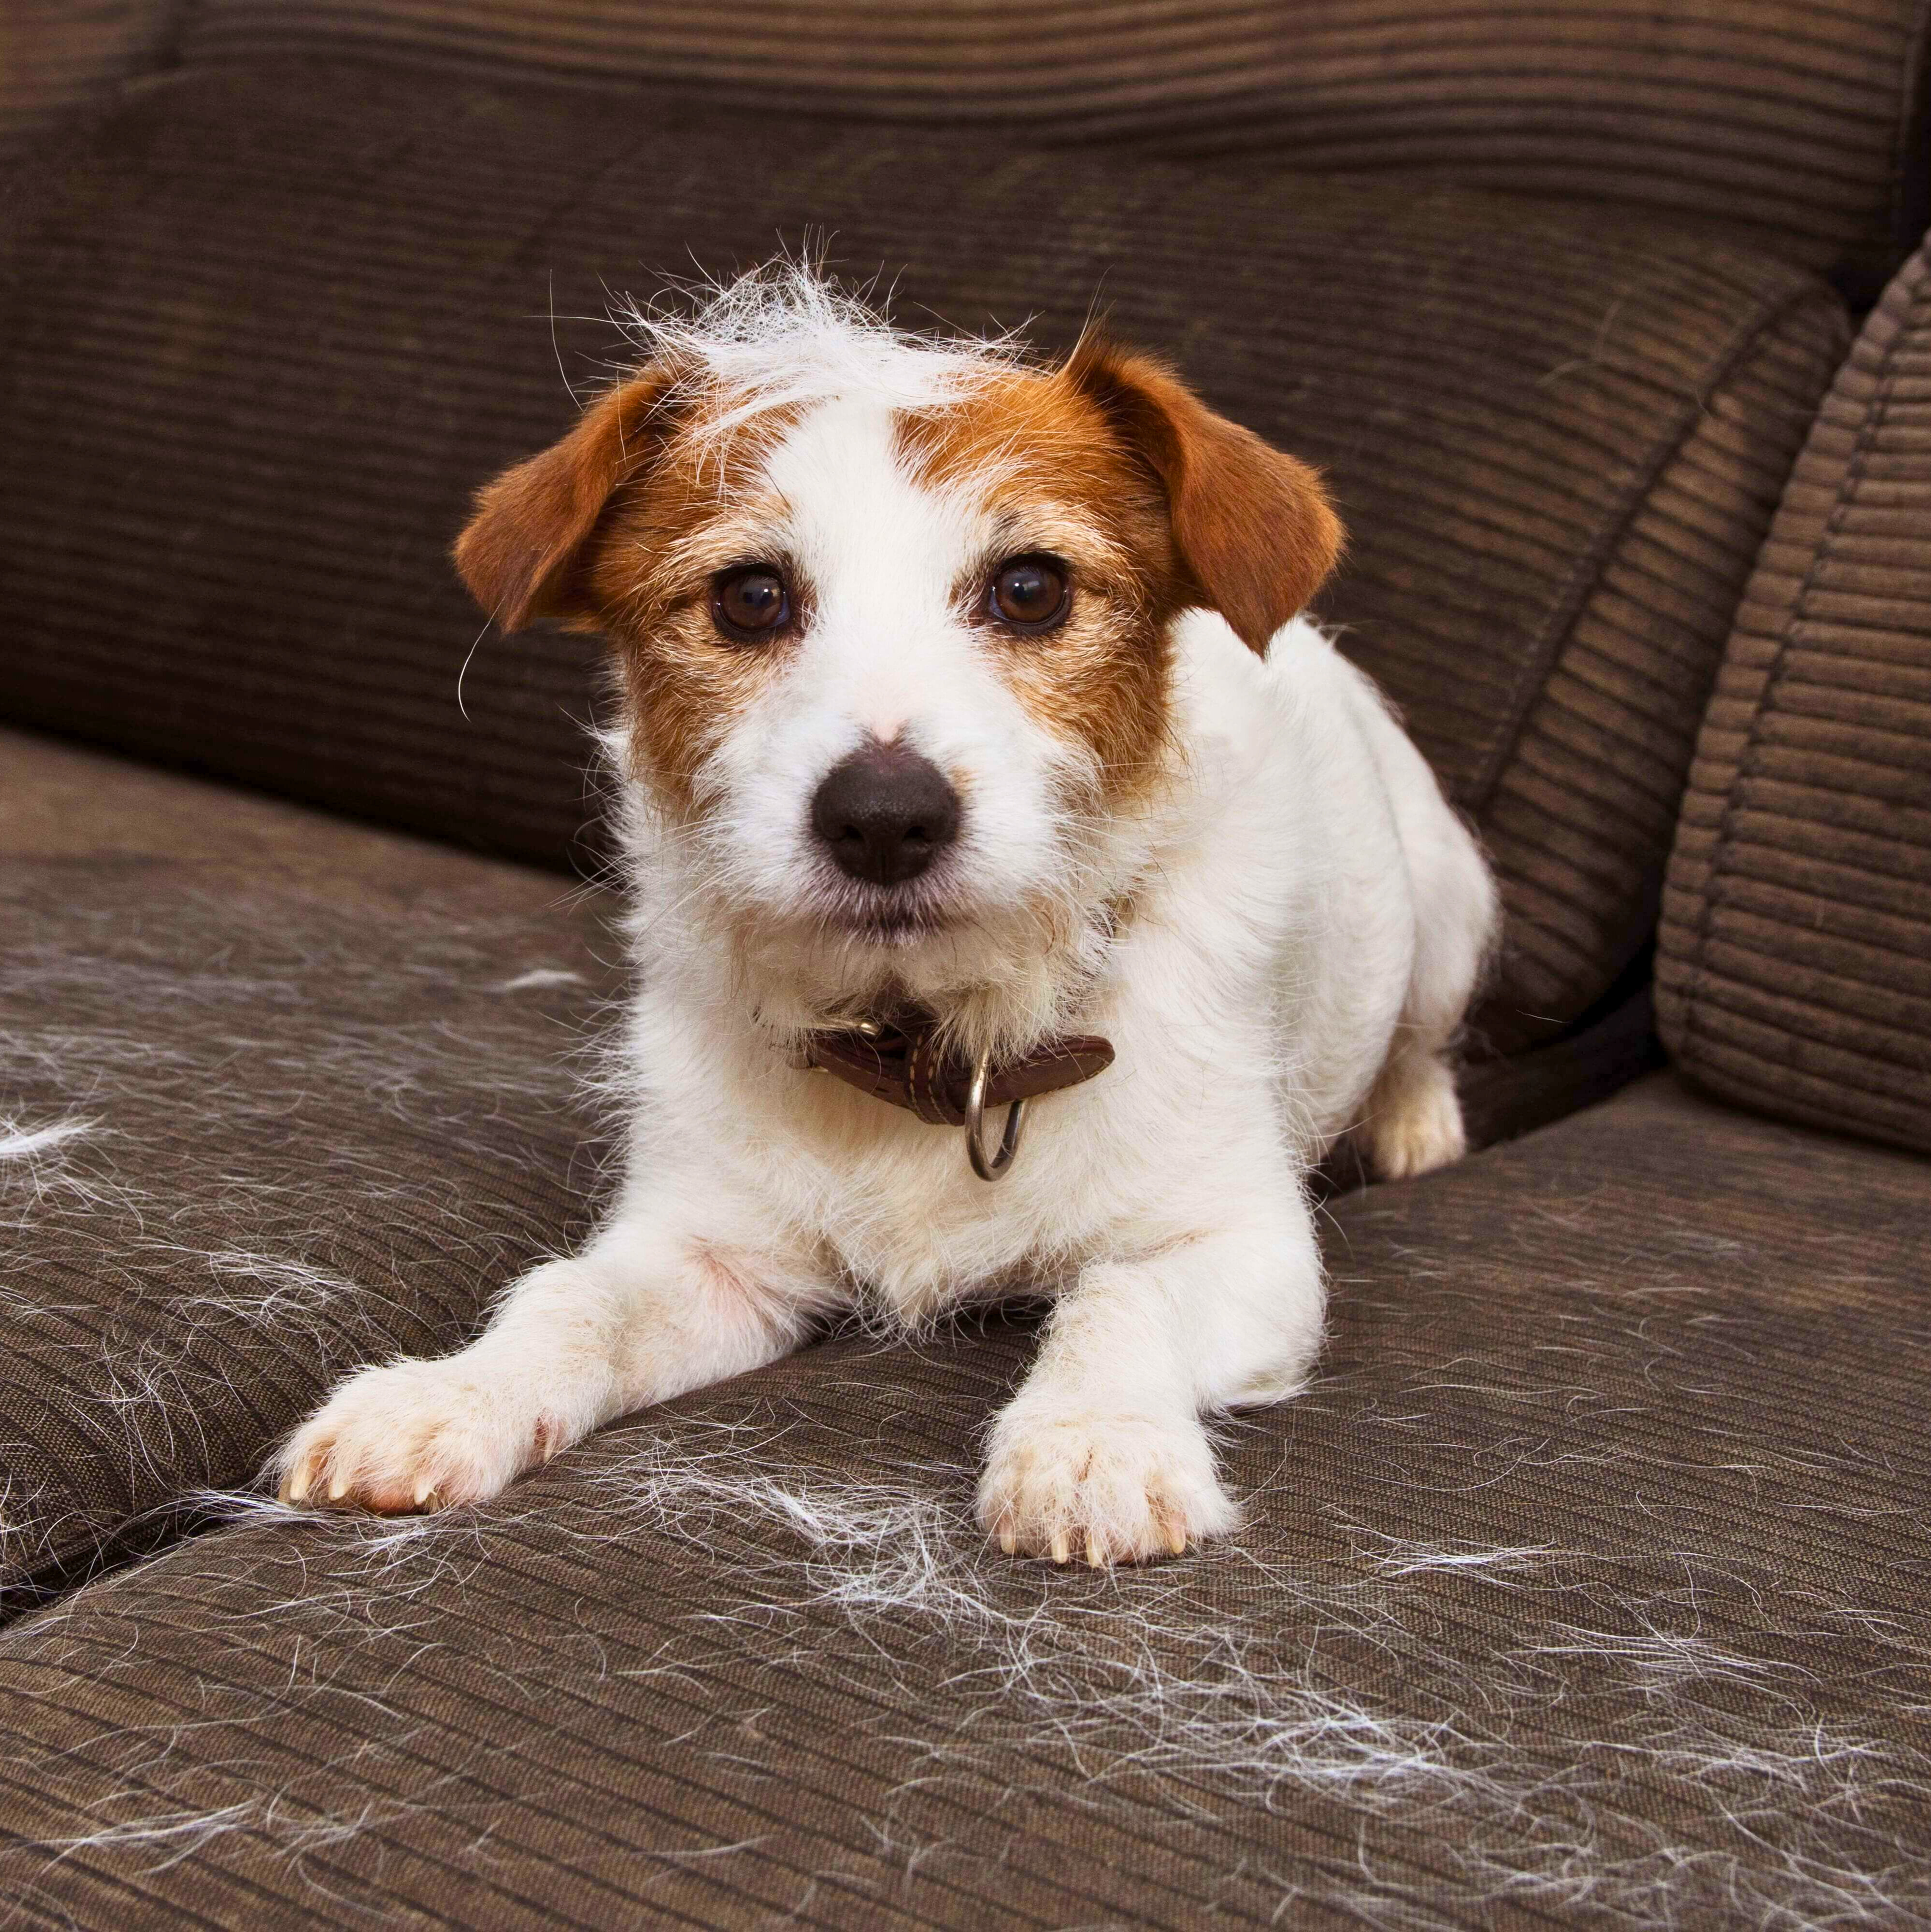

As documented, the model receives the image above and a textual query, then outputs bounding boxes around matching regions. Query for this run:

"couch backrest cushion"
[0,60,1847,1053]
[1658,238,1931,1154]
[170,0,1931,297]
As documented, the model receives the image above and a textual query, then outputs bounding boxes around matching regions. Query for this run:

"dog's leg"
[1353,1029,1467,1181]
[1347,808,1497,1181]
[278,1209,834,1514]
[1331,652,1499,1183]
[977,1190,1322,1566]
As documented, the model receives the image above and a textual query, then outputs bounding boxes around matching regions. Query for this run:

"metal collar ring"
[965,1047,1028,1181]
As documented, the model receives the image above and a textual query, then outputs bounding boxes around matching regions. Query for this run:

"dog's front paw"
[278,1353,562,1515]
[977,1404,1238,1567]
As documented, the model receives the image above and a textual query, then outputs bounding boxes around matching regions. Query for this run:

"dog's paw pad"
[278,1356,546,1517]
[977,1406,1236,1567]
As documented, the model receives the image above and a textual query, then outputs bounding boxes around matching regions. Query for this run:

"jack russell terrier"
[279,267,1498,1567]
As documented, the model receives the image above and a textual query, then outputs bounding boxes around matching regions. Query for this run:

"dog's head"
[457,270,1341,1054]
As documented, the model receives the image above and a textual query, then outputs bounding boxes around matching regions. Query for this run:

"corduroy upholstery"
[166,0,1931,298]
[3,11,1930,1922]
[0,728,1648,1608]
[0,728,615,1609]
[0,1071,1924,1927]
[0,59,1849,1055]
[9,4,1929,295]
[1659,236,1931,1154]
[0,1,180,146]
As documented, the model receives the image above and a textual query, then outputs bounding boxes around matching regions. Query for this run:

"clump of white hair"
[610,256,1030,451]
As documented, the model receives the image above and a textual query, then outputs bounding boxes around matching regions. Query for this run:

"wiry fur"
[611,262,1029,462]
[11,1430,1930,1930]
[282,265,1500,1563]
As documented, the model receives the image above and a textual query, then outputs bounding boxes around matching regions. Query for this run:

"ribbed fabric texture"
[1471,305,1850,1050]
[0,1,181,142]
[169,0,1931,294]
[1659,239,1931,1153]
[0,1072,1925,1926]
[0,60,1848,1051]
[0,729,1666,1602]
[0,730,617,1610]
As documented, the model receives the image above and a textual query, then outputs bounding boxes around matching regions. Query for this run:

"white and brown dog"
[280,268,1498,1565]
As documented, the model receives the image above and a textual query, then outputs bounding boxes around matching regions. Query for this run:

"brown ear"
[453,363,683,633]
[1063,334,1343,654]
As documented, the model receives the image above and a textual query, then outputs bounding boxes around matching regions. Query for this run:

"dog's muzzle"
[800,1016,1114,1181]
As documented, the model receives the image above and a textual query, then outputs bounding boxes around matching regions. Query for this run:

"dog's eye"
[988,555,1070,632]
[711,566,791,641]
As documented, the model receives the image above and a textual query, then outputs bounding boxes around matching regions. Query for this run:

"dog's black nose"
[811,741,960,886]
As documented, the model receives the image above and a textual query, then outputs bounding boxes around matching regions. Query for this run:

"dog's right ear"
[454,363,683,633]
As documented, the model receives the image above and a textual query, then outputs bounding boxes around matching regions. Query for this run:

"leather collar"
[802,1011,1115,1128]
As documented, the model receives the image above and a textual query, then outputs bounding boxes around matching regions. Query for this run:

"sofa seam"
[1469,275,1842,821]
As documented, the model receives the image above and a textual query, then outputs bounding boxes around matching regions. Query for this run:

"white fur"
[283,286,1499,1563]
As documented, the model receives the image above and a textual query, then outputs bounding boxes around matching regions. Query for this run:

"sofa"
[0,4,1927,1923]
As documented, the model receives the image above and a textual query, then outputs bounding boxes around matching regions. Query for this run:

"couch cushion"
[1659,236,1931,1154]
[0,1071,1923,1926]
[170,0,1931,297]
[0,59,1848,1055]
[0,727,1651,1605]
[0,727,617,1609]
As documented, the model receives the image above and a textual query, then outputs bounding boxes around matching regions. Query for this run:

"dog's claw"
[998,1520,1016,1556]
[1086,1529,1105,1569]
[282,1463,308,1506]
[1050,1528,1071,1565]
[1157,1505,1188,1556]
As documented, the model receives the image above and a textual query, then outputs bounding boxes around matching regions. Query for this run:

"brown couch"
[1,5,1927,1923]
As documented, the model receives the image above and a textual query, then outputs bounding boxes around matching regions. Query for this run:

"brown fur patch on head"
[577,406,808,816]
[452,323,1340,830]
[896,369,1187,810]
[454,363,803,818]
[1061,334,1344,654]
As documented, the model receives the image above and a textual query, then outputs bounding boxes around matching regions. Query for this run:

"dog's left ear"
[454,360,684,634]
[1064,334,1343,655]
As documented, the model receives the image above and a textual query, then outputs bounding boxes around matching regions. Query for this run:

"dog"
[278,266,1499,1566]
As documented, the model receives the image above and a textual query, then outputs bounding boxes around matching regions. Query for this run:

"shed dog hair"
[280,266,1499,1565]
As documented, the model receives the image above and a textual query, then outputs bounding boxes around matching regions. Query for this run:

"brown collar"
[802,1013,1114,1130]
